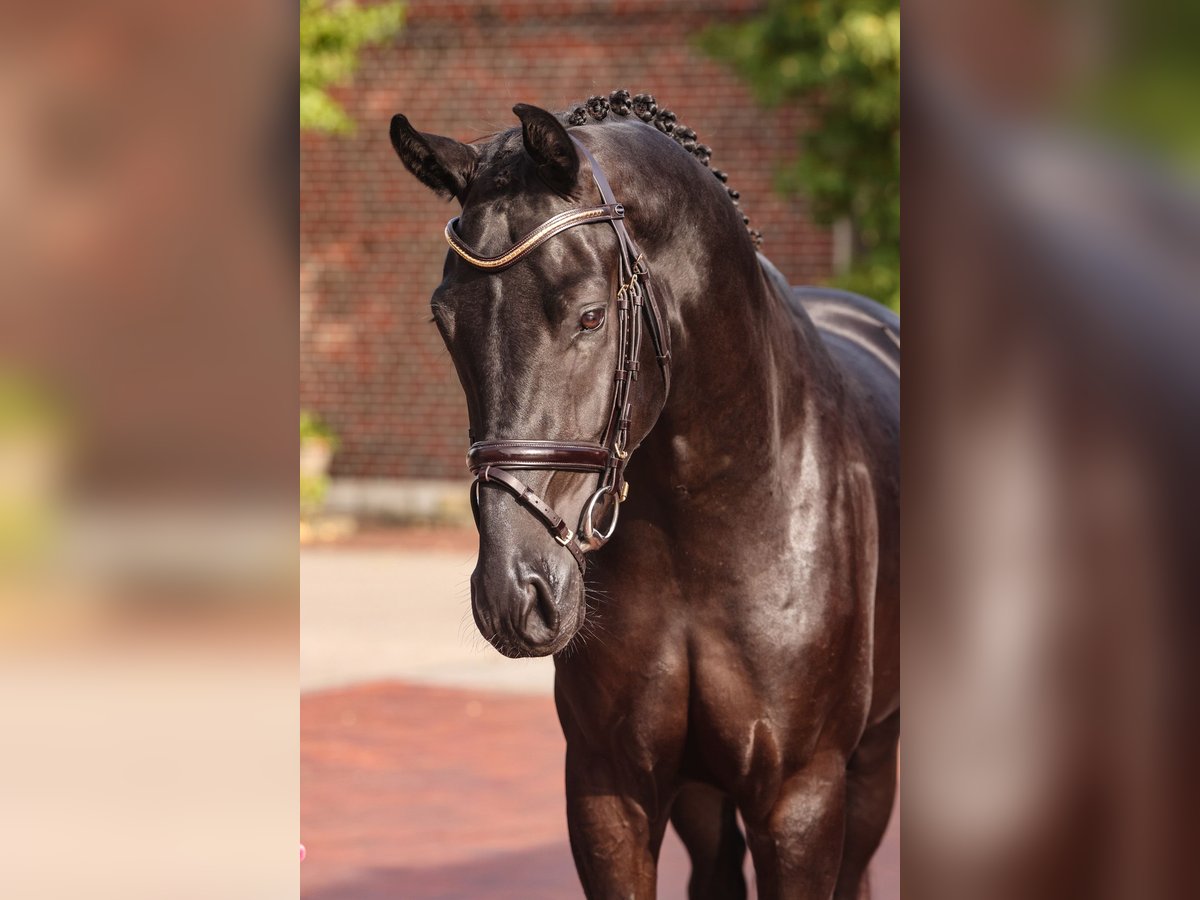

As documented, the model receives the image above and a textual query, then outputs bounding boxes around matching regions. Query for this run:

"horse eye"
[579,308,606,331]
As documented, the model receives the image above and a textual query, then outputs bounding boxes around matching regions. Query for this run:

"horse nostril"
[523,572,559,636]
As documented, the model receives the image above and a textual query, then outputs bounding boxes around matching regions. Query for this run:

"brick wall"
[300,0,832,480]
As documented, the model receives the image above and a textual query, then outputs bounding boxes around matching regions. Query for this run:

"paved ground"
[301,532,555,694]
[301,531,898,898]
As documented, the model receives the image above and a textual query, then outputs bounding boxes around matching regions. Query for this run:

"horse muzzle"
[469,520,586,658]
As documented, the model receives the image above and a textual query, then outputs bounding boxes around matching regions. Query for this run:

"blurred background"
[1,0,1195,896]
[903,0,1200,896]
[298,0,898,897]
[0,1,296,897]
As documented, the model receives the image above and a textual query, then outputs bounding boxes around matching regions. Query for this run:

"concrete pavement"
[301,541,555,695]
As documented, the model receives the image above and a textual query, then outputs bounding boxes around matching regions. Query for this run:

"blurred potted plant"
[300,411,338,518]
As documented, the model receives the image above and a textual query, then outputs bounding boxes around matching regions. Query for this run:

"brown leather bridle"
[445,137,671,570]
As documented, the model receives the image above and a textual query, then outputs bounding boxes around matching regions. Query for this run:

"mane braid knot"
[631,93,658,122]
[561,88,763,248]
[586,95,610,120]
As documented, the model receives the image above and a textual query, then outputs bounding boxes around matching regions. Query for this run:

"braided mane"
[564,89,762,248]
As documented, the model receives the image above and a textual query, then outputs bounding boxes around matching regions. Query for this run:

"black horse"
[390,90,899,900]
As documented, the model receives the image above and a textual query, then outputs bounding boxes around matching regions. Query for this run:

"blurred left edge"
[0,1,298,897]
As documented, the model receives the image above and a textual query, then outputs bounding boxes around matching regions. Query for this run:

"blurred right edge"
[902,0,1200,898]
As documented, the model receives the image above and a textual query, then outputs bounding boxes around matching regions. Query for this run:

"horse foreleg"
[742,749,848,900]
[670,781,748,900]
[833,711,899,900]
[565,745,670,899]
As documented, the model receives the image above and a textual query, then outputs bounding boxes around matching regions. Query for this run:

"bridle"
[444,136,671,571]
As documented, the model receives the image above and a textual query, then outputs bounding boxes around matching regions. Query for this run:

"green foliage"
[300,410,337,446]
[1074,0,1200,179]
[701,0,900,309]
[300,411,337,518]
[300,473,330,517]
[300,0,405,133]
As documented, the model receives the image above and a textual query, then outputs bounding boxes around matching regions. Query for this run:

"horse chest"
[663,546,873,780]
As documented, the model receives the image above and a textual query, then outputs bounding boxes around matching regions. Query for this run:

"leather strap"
[572,140,672,385]
[471,466,587,570]
[468,440,610,473]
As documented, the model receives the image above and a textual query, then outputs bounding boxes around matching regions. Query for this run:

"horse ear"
[389,114,478,203]
[513,103,579,195]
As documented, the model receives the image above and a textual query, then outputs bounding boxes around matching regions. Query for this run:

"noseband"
[446,137,671,571]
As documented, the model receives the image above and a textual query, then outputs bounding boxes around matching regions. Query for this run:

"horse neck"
[636,185,843,498]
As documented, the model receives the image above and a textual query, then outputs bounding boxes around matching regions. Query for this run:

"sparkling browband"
[445,204,625,270]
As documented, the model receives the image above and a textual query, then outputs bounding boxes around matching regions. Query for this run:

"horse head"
[389,101,683,656]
